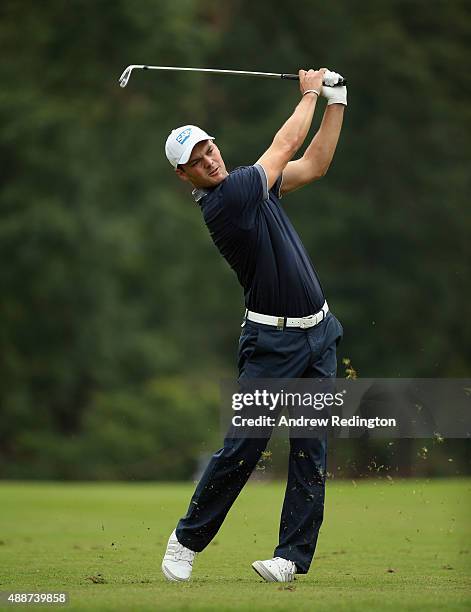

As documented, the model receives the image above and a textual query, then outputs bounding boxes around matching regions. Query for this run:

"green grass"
[0,479,470,611]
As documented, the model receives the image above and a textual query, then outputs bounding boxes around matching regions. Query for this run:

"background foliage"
[0,0,470,479]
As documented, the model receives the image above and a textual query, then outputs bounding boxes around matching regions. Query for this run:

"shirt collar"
[192,187,209,203]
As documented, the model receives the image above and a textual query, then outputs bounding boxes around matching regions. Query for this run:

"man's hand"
[298,69,326,97]
[320,69,347,106]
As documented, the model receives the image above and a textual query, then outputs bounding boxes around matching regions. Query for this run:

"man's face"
[176,140,228,188]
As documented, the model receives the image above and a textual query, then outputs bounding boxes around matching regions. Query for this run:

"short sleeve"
[220,165,267,228]
[271,173,283,199]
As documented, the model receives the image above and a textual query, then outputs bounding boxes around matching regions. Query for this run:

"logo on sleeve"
[176,128,191,145]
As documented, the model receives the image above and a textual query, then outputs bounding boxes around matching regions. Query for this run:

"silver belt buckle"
[276,316,284,331]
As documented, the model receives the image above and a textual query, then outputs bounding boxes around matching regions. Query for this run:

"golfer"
[162,68,346,582]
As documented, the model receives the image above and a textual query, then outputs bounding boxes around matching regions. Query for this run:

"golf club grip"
[281,73,347,86]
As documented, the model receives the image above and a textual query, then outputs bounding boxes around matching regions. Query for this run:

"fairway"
[0,479,470,611]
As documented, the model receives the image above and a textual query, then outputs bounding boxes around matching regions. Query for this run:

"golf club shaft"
[118,65,347,88]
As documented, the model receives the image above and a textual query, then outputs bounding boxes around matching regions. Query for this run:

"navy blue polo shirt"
[193,164,325,317]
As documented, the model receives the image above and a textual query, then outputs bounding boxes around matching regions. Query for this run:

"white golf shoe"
[252,557,297,582]
[161,530,197,581]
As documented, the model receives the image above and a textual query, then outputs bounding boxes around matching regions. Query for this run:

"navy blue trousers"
[176,312,343,573]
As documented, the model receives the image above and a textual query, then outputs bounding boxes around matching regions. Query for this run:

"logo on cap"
[176,128,191,145]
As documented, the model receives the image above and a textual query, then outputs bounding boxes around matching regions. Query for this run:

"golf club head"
[118,66,133,88]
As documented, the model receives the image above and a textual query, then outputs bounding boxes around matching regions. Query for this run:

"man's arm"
[256,69,326,190]
[280,103,345,195]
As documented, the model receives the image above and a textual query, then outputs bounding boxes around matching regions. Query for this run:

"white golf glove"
[322,69,347,106]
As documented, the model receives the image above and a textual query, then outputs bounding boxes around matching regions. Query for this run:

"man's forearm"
[272,93,319,154]
[257,69,325,187]
[302,104,344,175]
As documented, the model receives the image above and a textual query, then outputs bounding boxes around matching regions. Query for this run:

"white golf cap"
[165,125,215,168]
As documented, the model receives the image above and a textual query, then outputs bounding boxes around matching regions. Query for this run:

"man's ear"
[175,167,189,183]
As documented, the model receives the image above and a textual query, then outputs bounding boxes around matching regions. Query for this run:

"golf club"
[118,65,347,88]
